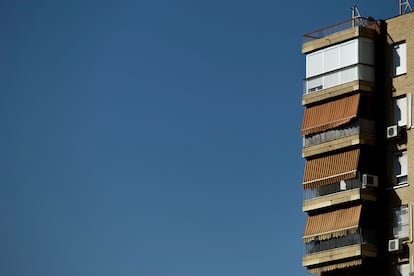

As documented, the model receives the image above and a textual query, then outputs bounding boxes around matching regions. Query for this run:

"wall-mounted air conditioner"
[388,239,401,252]
[387,125,400,139]
[362,174,378,188]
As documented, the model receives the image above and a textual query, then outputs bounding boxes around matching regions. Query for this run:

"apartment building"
[300,7,414,276]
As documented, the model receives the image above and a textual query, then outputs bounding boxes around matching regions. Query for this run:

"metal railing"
[303,176,362,201]
[303,17,379,42]
[303,119,375,147]
[305,228,377,254]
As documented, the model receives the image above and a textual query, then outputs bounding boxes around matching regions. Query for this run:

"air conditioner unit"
[388,239,401,252]
[387,125,400,139]
[362,174,378,188]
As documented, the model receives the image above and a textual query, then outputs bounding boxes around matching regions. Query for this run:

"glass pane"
[307,51,323,77]
[325,46,340,72]
[393,206,409,239]
[340,39,358,67]
[397,263,409,276]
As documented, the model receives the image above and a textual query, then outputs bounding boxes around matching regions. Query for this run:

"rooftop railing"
[303,17,379,42]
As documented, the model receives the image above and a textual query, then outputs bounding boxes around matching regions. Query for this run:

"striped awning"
[303,205,362,243]
[301,93,360,136]
[303,148,360,189]
[307,259,362,273]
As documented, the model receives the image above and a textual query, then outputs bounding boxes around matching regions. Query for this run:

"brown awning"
[307,259,362,273]
[303,205,362,242]
[303,148,359,189]
[301,93,360,136]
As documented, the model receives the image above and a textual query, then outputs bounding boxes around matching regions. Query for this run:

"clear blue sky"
[0,1,399,275]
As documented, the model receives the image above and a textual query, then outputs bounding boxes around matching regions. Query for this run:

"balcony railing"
[305,228,377,254]
[303,176,362,201]
[303,119,375,147]
[303,18,379,42]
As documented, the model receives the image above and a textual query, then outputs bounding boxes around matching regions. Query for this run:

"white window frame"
[396,262,410,276]
[394,96,408,127]
[306,38,374,78]
[393,42,407,76]
[394,151,408,186]
[393,205,409,240]
[408,93,413,129]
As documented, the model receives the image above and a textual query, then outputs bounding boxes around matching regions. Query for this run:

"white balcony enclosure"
[305,37,375,94]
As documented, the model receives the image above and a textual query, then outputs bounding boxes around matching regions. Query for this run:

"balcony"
[303,222,377,269]
[302,204,378,271]
[303,119,375,148]
[304,64,375,95]
[304,177,361,200]
[304,228,376,255]
[302,80,375,106]
[303,243,377,271]
[302,119,376,158]
[303,223,377,271]
[302,176,377,212]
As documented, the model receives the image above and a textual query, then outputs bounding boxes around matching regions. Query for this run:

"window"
[305,38,374,78]
[306,39,358,78]
[393,205,409,240]
[393,42,407,76]
[394,96,408,126]
[396,263,409,276]
[394,151,408,186]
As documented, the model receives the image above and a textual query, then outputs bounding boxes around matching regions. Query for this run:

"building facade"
[300,11,414,276]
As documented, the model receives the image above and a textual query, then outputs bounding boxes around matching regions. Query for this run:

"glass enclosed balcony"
[302,171,377,212]
[303,119,375,148]
[303,177,363,201]
[303,36,375,95]
[304,228,377,254]
[304,64,375,95]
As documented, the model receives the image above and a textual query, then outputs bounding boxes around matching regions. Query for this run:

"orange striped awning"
[303,205,362,242]
[307,259,363,273]
[303,148,360,189]
[301,93,360,136]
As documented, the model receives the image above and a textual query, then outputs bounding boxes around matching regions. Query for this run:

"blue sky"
[0,1,400,275]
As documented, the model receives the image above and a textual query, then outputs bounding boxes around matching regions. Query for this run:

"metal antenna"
[400,0,413,15]
[352,6,363,27]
